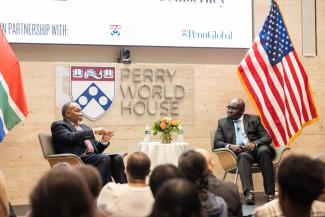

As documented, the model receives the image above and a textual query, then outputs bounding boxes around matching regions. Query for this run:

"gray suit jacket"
[213,114,272,150]
[208,171,243,217]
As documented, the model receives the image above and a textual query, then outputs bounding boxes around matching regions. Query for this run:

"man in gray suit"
[214,98,275,205]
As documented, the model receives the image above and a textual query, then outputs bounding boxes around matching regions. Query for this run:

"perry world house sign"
[70,66,115,120]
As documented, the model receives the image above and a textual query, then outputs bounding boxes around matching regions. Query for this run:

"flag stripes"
[0,28,28,142]
[237,0,318,147]
[238,37,318,147]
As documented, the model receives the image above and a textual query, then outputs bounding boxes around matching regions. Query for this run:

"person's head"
[0,171,9,217]
[74,165,102,200]
[126,152,151,182]
[62,102,83,125]
[148,178,206,217]
[227,98,245,120]
[149,164,183,197]
[195,148,214,171]
[278,155,325,213]
[52,162,72,170]
[30,167,95,217]
[178,150,208,191]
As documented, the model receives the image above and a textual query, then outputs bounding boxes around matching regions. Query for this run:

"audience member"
[148,178,207,217]
[149,164,183,197]
[29,167,96,217]
[196,148,243,217]
[0,171,9,217]
[51,102,127,184]
[179,150,228,217]
[74,165,106,217]
[214,98,275,204]
[52,162,72,170]
[97,152,154,217]
[253,155,325,217]
[314,153,325,202]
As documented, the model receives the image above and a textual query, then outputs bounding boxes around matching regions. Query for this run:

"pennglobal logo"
[181,29,232,40]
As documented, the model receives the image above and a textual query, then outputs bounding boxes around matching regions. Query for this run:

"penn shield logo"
[70,66,115,120]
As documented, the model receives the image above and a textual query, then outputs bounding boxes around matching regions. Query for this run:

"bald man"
[213,98,275,205]
[196,148,242,217]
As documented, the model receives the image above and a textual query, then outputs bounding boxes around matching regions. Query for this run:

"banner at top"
[0,0,252,48]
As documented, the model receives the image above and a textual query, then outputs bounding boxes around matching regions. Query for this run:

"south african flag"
[0,28,28,142]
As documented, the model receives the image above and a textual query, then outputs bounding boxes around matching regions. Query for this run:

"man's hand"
[93,128,115,136]
[101,130,114,143]
[93,127,106,135]
[229,144,244,153]
[244,143,256,152]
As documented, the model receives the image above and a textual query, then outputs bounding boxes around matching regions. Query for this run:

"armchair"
[38,133,84,168]
[210,128,290,183]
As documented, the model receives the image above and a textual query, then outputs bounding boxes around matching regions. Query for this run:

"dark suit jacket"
[51,120,109,157]
[207,171,243,217]
[213,114,272,150]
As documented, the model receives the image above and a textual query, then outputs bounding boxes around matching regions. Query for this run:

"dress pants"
[237,145,275,195]
[81,153,127,185]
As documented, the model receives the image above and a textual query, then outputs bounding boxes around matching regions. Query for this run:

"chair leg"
[235,169,239,184]
[273,166,277,183]
[223,172,228,180]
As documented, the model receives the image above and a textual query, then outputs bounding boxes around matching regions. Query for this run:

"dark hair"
[74,165,102,199]
[149,164,183,197]
[178,150,209,192]
[126,152,151,180]
[278,155,325,208]
[61,102,71,118]
[148,178,206,217]
[179,150,216,214]
[30,168,95,217]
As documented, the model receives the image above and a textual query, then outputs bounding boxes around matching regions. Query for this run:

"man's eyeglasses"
[226,106,240,110]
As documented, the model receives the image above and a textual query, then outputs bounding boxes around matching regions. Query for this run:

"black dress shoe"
[245,191,255,205]
[267,194,275,202]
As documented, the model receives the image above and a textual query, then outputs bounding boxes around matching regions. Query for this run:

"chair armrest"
[45,154,84,167]
[46,153,81,158]
[212,148,238,172]
[212,148,237,158]
[273,146,291,165]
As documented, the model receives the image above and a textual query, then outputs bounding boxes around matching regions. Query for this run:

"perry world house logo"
[70,66,115,120]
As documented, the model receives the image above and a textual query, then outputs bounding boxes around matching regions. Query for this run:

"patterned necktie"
[75,125,95,153]
[234,120,244,146]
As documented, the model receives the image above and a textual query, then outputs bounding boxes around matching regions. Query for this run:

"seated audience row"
[25,150,325,217]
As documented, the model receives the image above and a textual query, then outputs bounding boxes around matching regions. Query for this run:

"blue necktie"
[234,120,244,146]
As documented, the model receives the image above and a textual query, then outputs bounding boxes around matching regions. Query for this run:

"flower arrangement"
[152,117,181,143]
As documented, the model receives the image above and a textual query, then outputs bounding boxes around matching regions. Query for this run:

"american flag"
[237,0,318,147]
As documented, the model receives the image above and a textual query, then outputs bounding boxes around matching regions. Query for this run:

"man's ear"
[65,109,70,119]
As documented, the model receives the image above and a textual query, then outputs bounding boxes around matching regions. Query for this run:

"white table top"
[138,141,188,169]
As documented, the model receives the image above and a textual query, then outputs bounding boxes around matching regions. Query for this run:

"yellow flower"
[170,120,179,126]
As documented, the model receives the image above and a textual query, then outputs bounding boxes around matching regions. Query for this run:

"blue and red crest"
[70,66,115,120]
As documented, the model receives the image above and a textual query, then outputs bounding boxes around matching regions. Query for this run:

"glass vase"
[161,132,172,144]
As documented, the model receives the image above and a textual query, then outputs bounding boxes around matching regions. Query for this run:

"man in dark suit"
[214,98,275,205]
[196,148,243,217]
[51,102,127,185]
